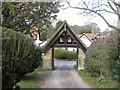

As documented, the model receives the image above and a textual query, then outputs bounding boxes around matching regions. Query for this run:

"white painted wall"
[34,40,42,46]
[40,41,47,47]
[80,35,92,47]
[34,33,42,46]
[68,47,77,52]
[68,35,92,51]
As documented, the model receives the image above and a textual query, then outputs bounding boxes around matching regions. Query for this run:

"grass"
[16,81,38,88]
[16,67,43,88]
[78,70,119,88]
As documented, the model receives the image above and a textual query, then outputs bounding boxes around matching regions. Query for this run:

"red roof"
[30,27,38,40]
[83,32,104,41]
[24,26,38,40]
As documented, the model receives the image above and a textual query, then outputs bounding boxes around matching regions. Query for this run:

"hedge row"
[54,48,77,60]
[85,31,119,79]
[2,27,42,89]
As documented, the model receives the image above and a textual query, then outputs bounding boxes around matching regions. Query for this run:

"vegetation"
[55,20,64,31]
[2,27,42,89]
[71,22,100,34]
[67,0,120,32]
[66,0,120,87]
[85,30,119,83]
[2,2,60,39]
[16,67,43,88]
[54,48,77,61]
[33,46,42,71]
[79,70,119,88]
[41,23,56,40]
[16,81,38,88]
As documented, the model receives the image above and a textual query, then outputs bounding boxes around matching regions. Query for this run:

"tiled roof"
[83,32,104,41]
[30,27,38,40]
[24,26,38,40]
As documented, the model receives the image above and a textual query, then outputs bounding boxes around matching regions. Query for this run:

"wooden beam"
[52,47,54,69]
[76,47,78,67]
[54,44,78,47]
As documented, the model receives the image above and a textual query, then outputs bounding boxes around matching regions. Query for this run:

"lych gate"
[42,20,87,70]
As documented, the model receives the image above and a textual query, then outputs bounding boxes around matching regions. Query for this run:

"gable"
[43,20,87,53]
[80,35,92,47]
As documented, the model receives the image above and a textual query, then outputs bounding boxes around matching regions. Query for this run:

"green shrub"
[85,40,109,75]
[85,30,119,79]
[54,48,77,60]
[2,27,41,89]
[34,46,42,69]
[96,76,107,84]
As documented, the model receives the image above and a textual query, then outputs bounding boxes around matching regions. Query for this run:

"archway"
[42,20,87,70]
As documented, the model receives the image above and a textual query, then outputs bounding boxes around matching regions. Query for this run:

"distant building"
[80,34,92,47]
[24,26,47,47]
[67,29,104,52]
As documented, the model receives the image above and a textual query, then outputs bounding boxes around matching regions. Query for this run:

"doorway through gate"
[42,20,87,70]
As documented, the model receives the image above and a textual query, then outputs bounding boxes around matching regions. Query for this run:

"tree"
[71,22,100,34]
[39,23,55,40]
[2,2,60,37]
[0,1,1,27]
[66,0,120,32]
[55,20,64,30]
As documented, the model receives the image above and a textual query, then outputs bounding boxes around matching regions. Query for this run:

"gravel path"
[40,59,92,88]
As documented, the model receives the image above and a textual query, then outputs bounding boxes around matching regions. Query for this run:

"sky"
[55,1,119,32]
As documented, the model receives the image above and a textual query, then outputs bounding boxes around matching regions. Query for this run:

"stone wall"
[42,48,85,70]
[78,48,85,70]
[42,48,52,70]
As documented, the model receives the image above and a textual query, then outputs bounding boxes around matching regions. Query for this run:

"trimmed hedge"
[85,31,119,79]
[54,48,77,60]
[2,27,42,89]
[34,46,42,69]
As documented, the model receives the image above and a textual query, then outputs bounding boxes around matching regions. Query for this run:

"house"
[67,29,104,51]
[40,40,48,47]
[24,26,46,47]
[29,27,43,46]
[80,34,92,47]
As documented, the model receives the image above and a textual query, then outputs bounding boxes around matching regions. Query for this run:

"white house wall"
[80,35,92,47]
[68,47,77,52]
[34,33,42,46]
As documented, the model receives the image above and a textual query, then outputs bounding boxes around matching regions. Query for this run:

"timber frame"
[43,20,87,53]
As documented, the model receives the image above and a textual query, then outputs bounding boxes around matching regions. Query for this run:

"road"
[39,59,92,88]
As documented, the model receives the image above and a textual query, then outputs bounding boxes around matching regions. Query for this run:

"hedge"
[85,40,109,75]
[2,27,42,89]
[54,48,77,60]
[85,31,119,79]
[34,46,42,70]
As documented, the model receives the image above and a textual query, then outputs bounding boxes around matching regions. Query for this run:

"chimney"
[92,28,94,34]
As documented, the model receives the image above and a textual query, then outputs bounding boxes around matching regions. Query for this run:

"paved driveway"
[40,59,92,88]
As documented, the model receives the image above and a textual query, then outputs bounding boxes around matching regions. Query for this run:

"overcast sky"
[55,1,118,32]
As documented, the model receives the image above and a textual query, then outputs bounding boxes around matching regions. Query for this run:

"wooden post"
[77,47,78,67]
[52,47,54,70]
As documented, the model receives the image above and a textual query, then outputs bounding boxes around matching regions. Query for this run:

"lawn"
[16,67,43,88]
[78,70,119,88]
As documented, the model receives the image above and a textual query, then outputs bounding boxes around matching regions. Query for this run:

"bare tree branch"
[66,0,120,32]
[107,0,120,16]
